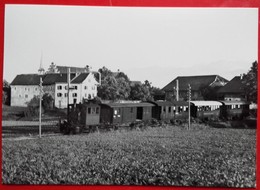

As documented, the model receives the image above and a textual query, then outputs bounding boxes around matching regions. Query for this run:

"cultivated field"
[2,125,256,187]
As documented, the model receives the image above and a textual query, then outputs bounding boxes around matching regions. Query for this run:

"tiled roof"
[71,73,90,84]
[217,76,244,94]
[42,73,68,85]
[10,74,44,85]
[162,75,228,91]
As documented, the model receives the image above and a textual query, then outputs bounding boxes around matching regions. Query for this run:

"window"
[25,87,27,91]
[88,107,91,114]
[96,107,100,114]
[130,108,134,113]
[57,93,62,97]
[65,86,68,90]
[84,86,87,90]
[163,106,166,112]
[25,94,28,98]
[64,93,68,97]
[73,86,78,90]
[72,93,77,97]
[57,85,62,90]
[168,107,171,113]
[35,88,37,91]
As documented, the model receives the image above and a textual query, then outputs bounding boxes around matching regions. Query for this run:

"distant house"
[46,62,89,75]
[217,76,246,101]
[162,75,228,101]
[10,74,42,106]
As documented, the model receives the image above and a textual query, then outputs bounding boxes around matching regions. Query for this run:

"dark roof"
[171,101,189,106]
[10,74,44,85]
[217,76,244,94]
[42,73,76,85]
[101,102,154,108]
[56,66,86,73]
[162,75,228,91]
[149,101,175,106]
[71,73,90,84]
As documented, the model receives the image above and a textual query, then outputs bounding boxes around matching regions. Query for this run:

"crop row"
[2,125,256,187]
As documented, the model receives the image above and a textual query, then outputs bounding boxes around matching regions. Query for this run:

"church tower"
[38,53,45,75]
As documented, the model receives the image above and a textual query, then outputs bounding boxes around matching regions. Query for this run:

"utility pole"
[67,68,71,122]
[39,77,43,138]
[187,84,191,130]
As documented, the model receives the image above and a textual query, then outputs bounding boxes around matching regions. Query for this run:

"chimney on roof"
[240,74,243,80]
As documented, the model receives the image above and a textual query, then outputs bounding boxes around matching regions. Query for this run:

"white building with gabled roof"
[10,71,99,108]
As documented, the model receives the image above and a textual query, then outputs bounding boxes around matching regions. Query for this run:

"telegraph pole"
[67,68,71,121]
[39,77,42,138]
[187,84,191,130]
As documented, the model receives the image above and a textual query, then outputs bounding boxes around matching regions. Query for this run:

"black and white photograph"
[2,4,258,187]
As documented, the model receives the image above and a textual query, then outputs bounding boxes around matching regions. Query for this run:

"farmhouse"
[217,76,246,101]
[162,75,228,101]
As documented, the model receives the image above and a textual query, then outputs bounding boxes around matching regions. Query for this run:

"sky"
[3,5,258,88]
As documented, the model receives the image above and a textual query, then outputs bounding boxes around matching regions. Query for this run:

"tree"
[97,75,118,100]
[26,96,42,117]
[42,93,54,110]
[97,67,131,101]
[199,85,221,100]
[129,82,152,101]
[46,62,57,73]
[242,61,258,103]
[3,79,11,105]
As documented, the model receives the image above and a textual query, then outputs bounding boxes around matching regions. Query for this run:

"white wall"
[11,85,40,107]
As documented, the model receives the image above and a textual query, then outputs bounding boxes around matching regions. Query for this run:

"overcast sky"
[3,5,258,88]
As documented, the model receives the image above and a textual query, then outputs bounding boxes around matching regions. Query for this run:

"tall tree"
[242,61,258,103]
[3,79,10,105]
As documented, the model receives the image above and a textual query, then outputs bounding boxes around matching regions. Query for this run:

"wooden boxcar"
[190,101,223,120]
[219,100,250,119]
[100,102,154,124]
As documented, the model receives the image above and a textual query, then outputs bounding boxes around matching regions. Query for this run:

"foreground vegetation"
[2,124,256,187]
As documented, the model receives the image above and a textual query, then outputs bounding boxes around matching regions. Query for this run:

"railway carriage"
[149,100,189,121]
[219,100,250,119]
[190,101,223,120]
[100,102,154,124]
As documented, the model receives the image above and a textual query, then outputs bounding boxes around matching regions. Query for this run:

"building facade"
[10,69,99,108]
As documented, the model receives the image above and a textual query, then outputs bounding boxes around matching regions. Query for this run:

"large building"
[10,64,99,108]
[162,75,228,101]
[217,76,246,101]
